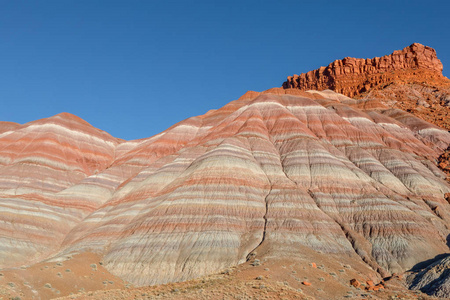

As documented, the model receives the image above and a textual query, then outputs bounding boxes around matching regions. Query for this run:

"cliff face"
[282,43,446,97]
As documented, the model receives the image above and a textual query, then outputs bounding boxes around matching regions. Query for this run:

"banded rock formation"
[282,43,450,131]
[0,113,122,267]
[0,90,450,299]
[282,42,450,190]
[1,44,450,299]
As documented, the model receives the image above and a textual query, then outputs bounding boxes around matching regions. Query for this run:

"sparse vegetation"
[250,259,260,266]
[7,282,15,287]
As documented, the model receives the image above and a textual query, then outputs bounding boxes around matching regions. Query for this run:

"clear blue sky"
[1,1,449,140]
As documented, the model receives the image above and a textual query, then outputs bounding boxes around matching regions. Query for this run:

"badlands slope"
[0,45,450,299]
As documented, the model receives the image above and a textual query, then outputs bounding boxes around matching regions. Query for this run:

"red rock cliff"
[282,43,445,97]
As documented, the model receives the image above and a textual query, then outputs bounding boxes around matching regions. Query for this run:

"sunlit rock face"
[282,43,450,132]
[282,43,445,98]
[0,90,449,296]
[1,90,449,288]
[0,113,122,267]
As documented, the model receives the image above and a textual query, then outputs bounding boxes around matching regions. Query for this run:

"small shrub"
[251,259,260,266]
[7,282,15,287]
[319,277,325,282]
[65,269,71,272]
[44,283,52,288]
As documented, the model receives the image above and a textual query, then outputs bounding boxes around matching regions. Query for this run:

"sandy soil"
[0,249,441,300]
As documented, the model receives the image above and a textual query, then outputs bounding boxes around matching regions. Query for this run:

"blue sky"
[1,1,449,140]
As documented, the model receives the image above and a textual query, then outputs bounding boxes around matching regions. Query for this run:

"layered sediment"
[282,43,445,97]
[1,44,450,298]
[0,91,449,291]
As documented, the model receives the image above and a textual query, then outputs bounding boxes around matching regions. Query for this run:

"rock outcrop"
[407,255,450,298]
[282,43,450,189]
[1,90,449,295]
[1,44,450,299]
[282,43,445,97]
[282,43,450,132]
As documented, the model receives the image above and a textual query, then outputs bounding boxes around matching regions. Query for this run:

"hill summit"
[282,43,445,97]
[0,44,449,300]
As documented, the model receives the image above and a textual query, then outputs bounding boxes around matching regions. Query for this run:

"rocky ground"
[0,250,442,300]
